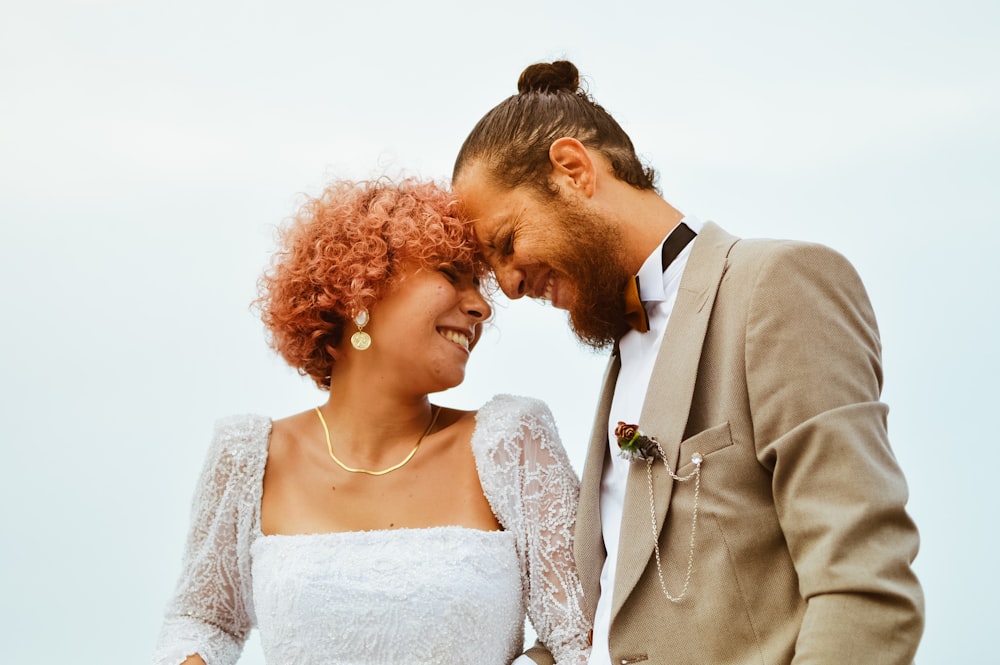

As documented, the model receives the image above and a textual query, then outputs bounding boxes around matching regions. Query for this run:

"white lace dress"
[153,394,591,665]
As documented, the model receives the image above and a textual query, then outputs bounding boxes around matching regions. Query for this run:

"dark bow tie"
[623,222,697,333]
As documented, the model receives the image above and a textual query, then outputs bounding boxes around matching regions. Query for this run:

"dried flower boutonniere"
[615,421,662,462]
[614,420,704,604]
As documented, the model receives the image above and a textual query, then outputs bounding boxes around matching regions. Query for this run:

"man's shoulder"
[700,223,854,273]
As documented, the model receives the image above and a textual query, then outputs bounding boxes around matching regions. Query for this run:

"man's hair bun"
[517,60,580,94]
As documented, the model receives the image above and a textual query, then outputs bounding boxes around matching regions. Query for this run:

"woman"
[152,178,591,665]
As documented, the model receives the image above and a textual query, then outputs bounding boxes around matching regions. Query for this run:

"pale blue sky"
[1,1,997,662]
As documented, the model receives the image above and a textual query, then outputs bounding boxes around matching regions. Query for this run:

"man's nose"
[495,265,527,299]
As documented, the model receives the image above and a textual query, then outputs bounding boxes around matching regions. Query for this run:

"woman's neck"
[319,377,435,463]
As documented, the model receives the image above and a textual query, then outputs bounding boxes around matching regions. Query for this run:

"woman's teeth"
[439,329,470,350]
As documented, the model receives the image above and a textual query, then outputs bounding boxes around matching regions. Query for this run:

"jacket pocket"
[677,421,733,474]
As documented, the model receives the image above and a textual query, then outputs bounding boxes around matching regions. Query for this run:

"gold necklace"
[314,405,441,476]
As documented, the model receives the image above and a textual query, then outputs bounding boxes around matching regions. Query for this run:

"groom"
[453,60,924,665]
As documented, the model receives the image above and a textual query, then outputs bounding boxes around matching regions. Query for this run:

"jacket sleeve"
[744,242,924,664]
[152,417,266,665]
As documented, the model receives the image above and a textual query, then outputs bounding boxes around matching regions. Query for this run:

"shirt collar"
[635,215,702,303]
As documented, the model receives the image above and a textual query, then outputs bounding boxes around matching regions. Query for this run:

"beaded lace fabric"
[152,394,591,665]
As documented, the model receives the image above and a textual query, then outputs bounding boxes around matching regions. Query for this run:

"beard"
[548,201,632,350]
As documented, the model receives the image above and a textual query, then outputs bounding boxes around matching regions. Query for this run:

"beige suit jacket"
[575,222,924,665]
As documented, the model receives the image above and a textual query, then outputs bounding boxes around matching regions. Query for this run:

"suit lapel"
[611,222,737,620]
[575,352,620,616]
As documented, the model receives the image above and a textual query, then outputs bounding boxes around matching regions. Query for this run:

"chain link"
[645,443,702,603]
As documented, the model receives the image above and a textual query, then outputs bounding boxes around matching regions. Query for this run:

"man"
[453,60,924,665]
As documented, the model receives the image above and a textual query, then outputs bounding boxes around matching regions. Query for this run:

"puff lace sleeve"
[472,395,592,665]
[153,415,271,665]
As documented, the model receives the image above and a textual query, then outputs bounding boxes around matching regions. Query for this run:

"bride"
[152,177,592,665]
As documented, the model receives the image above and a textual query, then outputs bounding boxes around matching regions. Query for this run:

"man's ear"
[549,137,596,197]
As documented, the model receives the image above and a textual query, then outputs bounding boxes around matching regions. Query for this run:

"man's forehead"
[472,212,512,244]
[454,171,533,244]
[462,191,518,232]
[455,164,524,207]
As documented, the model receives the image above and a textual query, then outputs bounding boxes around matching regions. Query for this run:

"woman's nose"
[464,288,492,321]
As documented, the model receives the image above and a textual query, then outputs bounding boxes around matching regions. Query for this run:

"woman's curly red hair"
[255,177,483,389]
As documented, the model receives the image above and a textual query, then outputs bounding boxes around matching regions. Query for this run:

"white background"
[1,1,997,662]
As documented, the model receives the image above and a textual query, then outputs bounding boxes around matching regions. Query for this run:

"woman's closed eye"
[437,263,461,281]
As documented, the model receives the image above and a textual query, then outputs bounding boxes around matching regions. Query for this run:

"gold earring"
[351,309,371,350]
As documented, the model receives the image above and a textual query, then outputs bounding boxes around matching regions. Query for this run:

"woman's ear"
[548,137,596,197]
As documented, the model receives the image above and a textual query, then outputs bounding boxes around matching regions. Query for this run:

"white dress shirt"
[588,217,701,665]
